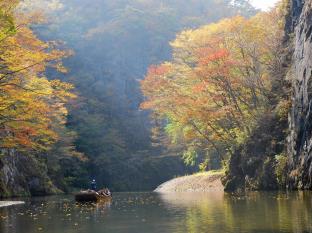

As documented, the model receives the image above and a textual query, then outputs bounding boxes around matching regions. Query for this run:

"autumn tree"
[0,0,76,152]
[141,9,284,169]
[27,0,258,190]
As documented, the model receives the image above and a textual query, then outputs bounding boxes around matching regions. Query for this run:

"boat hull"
[75,190,112,202]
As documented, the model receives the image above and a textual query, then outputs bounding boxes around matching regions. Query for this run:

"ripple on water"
[0,192,312,233]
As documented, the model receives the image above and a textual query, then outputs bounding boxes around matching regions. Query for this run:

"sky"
[250,0,279,10]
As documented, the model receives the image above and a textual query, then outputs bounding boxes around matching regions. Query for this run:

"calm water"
[0,192,311,233]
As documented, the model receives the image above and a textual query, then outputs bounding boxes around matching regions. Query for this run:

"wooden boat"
[75,189,112,202]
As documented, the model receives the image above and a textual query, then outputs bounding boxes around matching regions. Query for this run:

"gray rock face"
[223,0,312,192]
[288,0,312,189]
[222,113,287,192]
[0,150,59,197]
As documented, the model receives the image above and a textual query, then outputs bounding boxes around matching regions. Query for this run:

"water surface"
[0,192,311,233]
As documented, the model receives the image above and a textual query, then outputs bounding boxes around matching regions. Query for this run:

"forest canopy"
[0,0,262,192]
[33,0,258,190]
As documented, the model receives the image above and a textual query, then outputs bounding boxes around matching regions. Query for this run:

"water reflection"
[159,192,312,233]
[0,192,311,233]
[0,196,112,233]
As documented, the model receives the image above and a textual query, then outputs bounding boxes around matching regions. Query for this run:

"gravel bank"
[154,171,224,193]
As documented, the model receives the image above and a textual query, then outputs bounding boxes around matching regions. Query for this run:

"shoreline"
[0,201,25,208]
[154,171,224,193]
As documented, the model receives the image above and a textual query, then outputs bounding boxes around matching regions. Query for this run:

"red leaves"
[140,12,281,155]
[192,81,207,92]
[147,64,171,76]
[197,48,230,65]
[140,64,172,111]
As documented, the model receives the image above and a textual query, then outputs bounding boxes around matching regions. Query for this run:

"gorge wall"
[223,0,312,192]
[0,150,59,198]
[287,0,312,189]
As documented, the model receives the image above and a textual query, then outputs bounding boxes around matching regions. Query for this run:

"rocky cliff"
[0,150,60,198]
[222,111,288,192]
[287,0,312,189]
[223,0,312,192]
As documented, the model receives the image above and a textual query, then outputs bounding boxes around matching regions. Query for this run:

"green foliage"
[182,148,198,167]
[0,8,16,39]
[276,100,291,120]
[275,153,288,186]
[35,0,257,190]
[199,159,209,172]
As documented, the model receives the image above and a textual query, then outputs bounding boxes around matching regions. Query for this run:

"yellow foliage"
[141,8,284,161]
[0,1,75,151]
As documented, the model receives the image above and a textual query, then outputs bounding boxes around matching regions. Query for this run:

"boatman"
[90,179,97,191]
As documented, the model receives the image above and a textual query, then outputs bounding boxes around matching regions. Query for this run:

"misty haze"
[0,1,311,233]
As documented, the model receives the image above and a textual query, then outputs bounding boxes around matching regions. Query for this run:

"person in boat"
[97,188,111,197]
[90,179,97,191]
[106,189,111,196]
[103,188,111,196]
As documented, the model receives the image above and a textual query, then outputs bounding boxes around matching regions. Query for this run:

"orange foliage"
[140,10,284,158]
[0,2,75,151]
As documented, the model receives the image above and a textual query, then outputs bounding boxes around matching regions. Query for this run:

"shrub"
[275,153,288,186]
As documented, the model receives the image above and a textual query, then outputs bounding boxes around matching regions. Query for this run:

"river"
[0,192,311,233]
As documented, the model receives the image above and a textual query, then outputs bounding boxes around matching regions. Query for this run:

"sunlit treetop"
[141,8,284,166]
